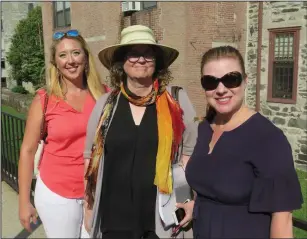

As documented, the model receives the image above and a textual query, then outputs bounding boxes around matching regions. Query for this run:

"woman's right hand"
[19,201,38,232]
[18,94,42,232]
[84,200,92,233]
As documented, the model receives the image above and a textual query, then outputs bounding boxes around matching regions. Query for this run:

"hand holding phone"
[172,199,190,226]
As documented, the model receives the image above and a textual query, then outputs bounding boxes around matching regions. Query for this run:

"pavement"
[1,181,46,238]
[1,170,306,238]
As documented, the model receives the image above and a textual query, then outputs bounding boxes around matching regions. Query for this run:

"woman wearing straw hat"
[83,25,198,238]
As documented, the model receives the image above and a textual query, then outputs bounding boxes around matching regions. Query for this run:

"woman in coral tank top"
[18,29,107,238]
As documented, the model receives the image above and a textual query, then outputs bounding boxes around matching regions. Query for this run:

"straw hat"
[98,25,179,70]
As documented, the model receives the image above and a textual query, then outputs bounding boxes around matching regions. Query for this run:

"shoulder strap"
[170,86,183,164]
[40,93,49,141]
[171,86,183,102]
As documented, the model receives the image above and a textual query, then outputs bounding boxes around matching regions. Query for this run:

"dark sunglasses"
[53,29,79,40]
[201,71,243,91]
[125,53,156,63]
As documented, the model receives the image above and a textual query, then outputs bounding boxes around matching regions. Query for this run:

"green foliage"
[6,6,45,87]
[293,169,307,238]
[1,105,26,119]
[11,85,29,94]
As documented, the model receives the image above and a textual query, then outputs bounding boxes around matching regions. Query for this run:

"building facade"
[245,2,307,168]
[41,1,306,167]
[1,2,39,91]
[41,1,248,116]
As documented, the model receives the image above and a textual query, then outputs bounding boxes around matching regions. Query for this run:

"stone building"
[1,2,40,92]
[41,1,247,115]
[245,2,307,168]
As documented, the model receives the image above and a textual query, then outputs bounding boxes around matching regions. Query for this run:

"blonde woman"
[18,30,107,238]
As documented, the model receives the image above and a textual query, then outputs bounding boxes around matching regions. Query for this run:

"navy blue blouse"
[186,112,303,238]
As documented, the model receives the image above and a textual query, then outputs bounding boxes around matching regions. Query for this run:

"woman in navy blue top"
[185,46,303,238]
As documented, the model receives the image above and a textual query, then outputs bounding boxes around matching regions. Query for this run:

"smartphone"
[172,199,190,225]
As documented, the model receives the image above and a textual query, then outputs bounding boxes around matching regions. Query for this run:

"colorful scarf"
[85,80,185,207]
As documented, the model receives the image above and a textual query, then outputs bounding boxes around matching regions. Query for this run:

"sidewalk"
[2,181,46,238]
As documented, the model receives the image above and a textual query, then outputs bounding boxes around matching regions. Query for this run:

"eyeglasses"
[53,29,79,40]
[125,53,155,63]
[201,71,243,91]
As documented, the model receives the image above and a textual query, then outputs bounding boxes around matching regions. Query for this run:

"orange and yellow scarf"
[85,80,185,207]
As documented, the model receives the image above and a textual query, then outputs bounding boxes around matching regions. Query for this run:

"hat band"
[120,29,157,45]
[120,38,157,45]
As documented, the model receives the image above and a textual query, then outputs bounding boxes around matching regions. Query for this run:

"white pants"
[34,175,90,238]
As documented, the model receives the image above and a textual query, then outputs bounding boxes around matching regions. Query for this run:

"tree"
[6,6,45,87]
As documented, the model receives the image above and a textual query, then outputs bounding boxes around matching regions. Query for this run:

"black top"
[99,94,159,239]
[186,113,303,238]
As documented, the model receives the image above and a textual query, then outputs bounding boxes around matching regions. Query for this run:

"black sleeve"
[249,129,303,213]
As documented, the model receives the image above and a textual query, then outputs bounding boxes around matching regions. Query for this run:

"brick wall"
[42,2,121,82]
[42,2,247,116]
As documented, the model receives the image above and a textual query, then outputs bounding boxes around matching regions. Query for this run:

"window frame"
[53,2,71,29]
[1,59,5,69]
[141,1,157,10]
[267,26,301,104]
[1,77,7,88]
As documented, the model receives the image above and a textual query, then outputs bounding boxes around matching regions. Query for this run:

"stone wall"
[246,1,307,166]
[1,89,33,114]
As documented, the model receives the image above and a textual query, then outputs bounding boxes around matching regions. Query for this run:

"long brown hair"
[200,46,247,122]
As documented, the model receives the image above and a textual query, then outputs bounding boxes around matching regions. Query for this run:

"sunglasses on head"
[53,29,79,40]
[201,71,243,91]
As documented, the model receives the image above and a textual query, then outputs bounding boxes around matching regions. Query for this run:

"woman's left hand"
[175,200,194,227]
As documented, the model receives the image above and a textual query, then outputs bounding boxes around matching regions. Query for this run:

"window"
[267,27,300,103]
[53,2,71,28]
[1,59,5,69]
[142,2,157,10]
[28,3,34,12]
[1,77,7,88]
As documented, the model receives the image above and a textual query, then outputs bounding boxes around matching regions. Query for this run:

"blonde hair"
[45,34,105,100]
[201,46,246,77]
[200,46,247,122]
